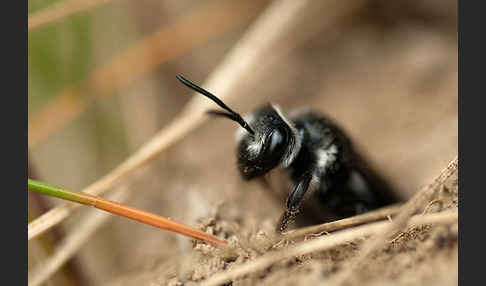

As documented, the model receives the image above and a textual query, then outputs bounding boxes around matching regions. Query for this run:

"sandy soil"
[104,168,457,286]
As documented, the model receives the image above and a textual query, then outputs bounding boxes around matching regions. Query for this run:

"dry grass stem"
[330,156,458,286]
[28,0,265,148]
[284,204,403,240]
[199,210,458,286]
[28,0,317,241]
[29,0,113,31]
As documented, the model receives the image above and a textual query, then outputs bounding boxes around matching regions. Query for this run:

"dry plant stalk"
[28,0,113,31]
[28,0,265,148]
[200,210,458,286]
[284,204,403,240]
[330,156,458,286]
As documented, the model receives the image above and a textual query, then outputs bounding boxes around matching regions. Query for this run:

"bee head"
[176,75,301,180]
[235,104,301,179]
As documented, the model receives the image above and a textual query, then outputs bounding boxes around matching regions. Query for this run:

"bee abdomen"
[288,110,399,221]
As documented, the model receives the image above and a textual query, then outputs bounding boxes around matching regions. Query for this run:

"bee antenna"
[176,74,255,135]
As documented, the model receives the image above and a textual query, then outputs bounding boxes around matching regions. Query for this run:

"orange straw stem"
[28,179,227,248]
[92,196,227,247]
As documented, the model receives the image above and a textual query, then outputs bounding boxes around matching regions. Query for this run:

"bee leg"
[277,173,313,232]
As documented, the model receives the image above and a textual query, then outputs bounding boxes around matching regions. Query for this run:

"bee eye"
[268,129,286,154]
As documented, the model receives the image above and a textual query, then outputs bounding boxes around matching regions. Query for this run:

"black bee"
[176,75,400,232]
